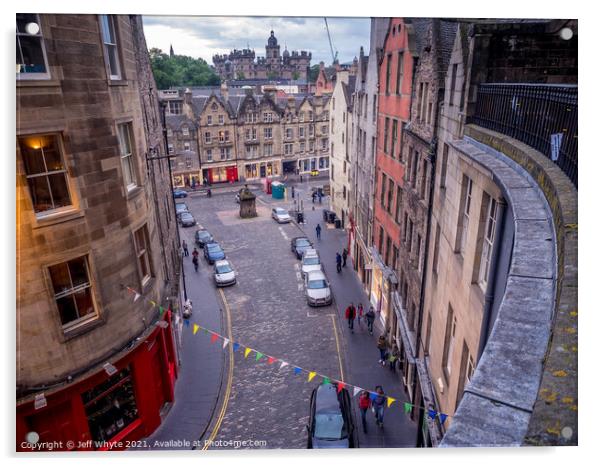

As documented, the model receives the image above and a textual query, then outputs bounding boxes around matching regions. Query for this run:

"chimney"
[184,88,192,105]
[220,81,229,101]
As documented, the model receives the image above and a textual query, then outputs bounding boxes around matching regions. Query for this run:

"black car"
[173,189,188,198]
[291,236,313,260]
[195,229,214,247]
[307,384,356,448]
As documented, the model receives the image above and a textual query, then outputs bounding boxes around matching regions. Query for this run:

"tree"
[292,71,300,80]
[149,48,220,89]
[308,64,320,83]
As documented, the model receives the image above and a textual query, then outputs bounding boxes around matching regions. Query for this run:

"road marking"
[295,271,302,281]
[331,314,345,383]
[202,288,234,450]
[278,226,289,241]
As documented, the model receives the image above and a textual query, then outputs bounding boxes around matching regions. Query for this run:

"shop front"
[298,156,329,174]
[16,312,178,451]
[172,171,201,189]
[202,165,238,184]
[369,247,395,329]
[243,160,280,180]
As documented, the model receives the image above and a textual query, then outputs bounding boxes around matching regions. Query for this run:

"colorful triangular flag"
[184,319,190,327]
[134,293,141,302]
[387,397,396,408]
[280,361,289,370]
[210,333,219,344]
[353,386,362,397]
[244,348,252,358]
[428,409,437,420]
[439,414,448,425]
[222,338,230,349]
[232,343,240,352]
[193,324,200,335]
[322,377,331,385]
[267,356,275,364]
[369,392,377,402]
[308,372,316,382]
[404,402,412,414]
[255,352,264,362]
[337,382,345,393]
[293,367,302,375]
[159,306,164,315]
[149,300,156,306]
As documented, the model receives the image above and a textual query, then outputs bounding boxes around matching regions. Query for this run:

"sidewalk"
[143,244,225,449]
[295,194,418,448]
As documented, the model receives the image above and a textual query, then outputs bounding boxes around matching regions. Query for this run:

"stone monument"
[238,185,257,218]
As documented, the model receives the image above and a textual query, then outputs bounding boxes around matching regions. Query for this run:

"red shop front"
[16,312,178,451]
[203,165,238,184]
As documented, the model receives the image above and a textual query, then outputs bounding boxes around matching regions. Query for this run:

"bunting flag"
[123,284,451,424]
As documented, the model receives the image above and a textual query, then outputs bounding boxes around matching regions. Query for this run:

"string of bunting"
[125,285,449,425]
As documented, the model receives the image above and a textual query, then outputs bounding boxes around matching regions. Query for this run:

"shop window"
[134,225,153,285]
[99,15,121,80]
[48,256,97,329]
[82,366,139,443]
[16,14,49,79]
[19,134,72,215]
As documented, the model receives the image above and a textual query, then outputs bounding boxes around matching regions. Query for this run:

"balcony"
[467,83,577,187]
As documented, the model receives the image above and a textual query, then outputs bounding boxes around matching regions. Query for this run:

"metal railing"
[468,83,577,187]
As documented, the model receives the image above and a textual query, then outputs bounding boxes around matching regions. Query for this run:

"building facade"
[16,14,182,450]
[213,31,311,81]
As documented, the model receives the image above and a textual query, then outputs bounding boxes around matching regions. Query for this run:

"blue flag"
[439,414,448,425]
[294,367,302,375]
[232,343,240,352]
[428,409,437,420]
[184,319,190,327]
[369,393,377,401]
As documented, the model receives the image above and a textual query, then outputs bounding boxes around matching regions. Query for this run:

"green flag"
[404,402,412,414]
[255,352,264,362]
[322,377,331,385]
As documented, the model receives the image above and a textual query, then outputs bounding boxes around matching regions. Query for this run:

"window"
[385,236,391,266]
[168,144,174,155]
[433,223,441,276]
[263,112,273,123]
[134,225,153,285]
[299,112,305,122]
[343,185,347,200]
[442,305,457,382]
[286,128,293,140]
[166,128,173,138]
[99,15,121,80]
[455,342,474,410]
[456,175,473,254]
[207,115,213,125]
[300,142,305,153]
[299,126,305,138]
[408,220,414,253]
[309,140,315,152]
[478,195,498,288]
[16,14,49,79]
[48,256,97,328]
[204,132,211,144]
[372,95,377,123]
[380,173,387,207]
[264,127,273,139]
[185,156,192,168]
[420,159,428,199]
[427,102,433,125]
[322,125,327,134]
[245,128,251,140]
[392,245,398,272]
[218,114,224,125]
[220,148,227,160]
[384,118,390,154]
[284,143,293,155]
[263,144,272,156]
[309,125,314,137]
[309,111,313,121]
[218,131,226,143]
[168,101,182,115]
[19,134,72,214]
[321,138,328,151]
[378,226,384,255]
[252,128,257,140]
[449,63,458,106]
[182,126,189,137]
[396,51,404,95]
[417,83,424,120]
[403,212,409,242]
[411,151,419,189]
[387,179,394,214]
[391,120,398,158]
[416,234,422,271]
[395,186,403,223]
[206,150,212,162]
[342,132,345,144]
[385,54,392,94]
[440,144,449,188]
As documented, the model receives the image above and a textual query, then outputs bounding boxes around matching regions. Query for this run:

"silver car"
[214,260,236,287]
[301,250,322,277]
[272,207,291,223]
[179,212,196,227]
[305,270,332,307]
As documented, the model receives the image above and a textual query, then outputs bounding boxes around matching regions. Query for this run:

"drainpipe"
[477,197,507,360]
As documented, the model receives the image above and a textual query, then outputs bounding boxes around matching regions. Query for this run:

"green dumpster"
[271,181,285,199]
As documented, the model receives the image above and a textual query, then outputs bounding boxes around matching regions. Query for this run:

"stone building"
[213,30,311,81]
[16,14,182,450]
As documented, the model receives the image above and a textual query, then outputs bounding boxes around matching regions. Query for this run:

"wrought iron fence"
[468,83,577,187]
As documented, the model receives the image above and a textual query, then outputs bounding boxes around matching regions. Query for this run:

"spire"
[169,44,174,58]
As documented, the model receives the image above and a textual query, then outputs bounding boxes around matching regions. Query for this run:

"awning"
[392,291,416,363]
[415,357,444,446]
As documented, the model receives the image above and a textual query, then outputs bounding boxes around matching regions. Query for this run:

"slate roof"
[436,19,459,73]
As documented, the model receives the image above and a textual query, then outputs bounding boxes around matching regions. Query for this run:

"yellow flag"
[387,397,396,408]
[244,348,252,358]
[308,372,316,382]
[149,300,156,306]
[193,324,199,335]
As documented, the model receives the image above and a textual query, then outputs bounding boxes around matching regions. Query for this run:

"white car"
[272,207,291,223]
[301,250,322,277]
[214,260,236,287]
[305,270,332,307]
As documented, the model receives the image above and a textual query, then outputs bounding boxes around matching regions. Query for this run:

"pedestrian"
[336,252,342,273]
[357,303,364,328]
[359,390,371,433]
[316,223,322,240]
[389,344,400,372]
[182,240,189,257]
[318,191,323,204]
[373,386,386,428]
[342,248,348,267]
[366,306,376,335]
[291,186,295,198]
[192,247,199,262]
[311,191,316,203]
[377,334,388,365]
[345,303,356,333]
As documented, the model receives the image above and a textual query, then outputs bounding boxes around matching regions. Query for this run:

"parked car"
[204,242,225,264]
[307,383,356,448]
[304,270,332,306]
[301,250,322,277]
[173,189,188,198]
[175,202,189,217]
[179,212,196,227]
[291,236,313,259]
[195,229,214,248]
[213,259,236,287]
[271,207,292,223]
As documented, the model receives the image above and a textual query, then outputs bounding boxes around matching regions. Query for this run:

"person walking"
[345,303,356,333]
[342,248,348,267]
[182,240,189,257]
[311,191,316,203]
[389,344,400,372]
[336,252,342,273]
[357,303,364,329]
[291,186,295,198]
[316,223,322,240]
[377,334,388,365]
[366,306,376,335]
[373,386,386,428]
[359,390,371,433]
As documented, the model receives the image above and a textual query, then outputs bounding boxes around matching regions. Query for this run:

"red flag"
[337,382,345,393]
[211,333,219,344]
[267,357,275,365]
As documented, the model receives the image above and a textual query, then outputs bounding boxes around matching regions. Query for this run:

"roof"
[436,20,459,73]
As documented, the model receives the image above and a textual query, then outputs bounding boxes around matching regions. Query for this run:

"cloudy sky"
[142,16,371,67]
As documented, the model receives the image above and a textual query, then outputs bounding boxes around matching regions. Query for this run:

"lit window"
[16,14,49,79]
[117,123,137,189]
[48,256,97,328]
[19,134,71,214]
[99,15,121,79]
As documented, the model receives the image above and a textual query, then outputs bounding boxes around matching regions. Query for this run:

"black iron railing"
[468,83,577,188]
